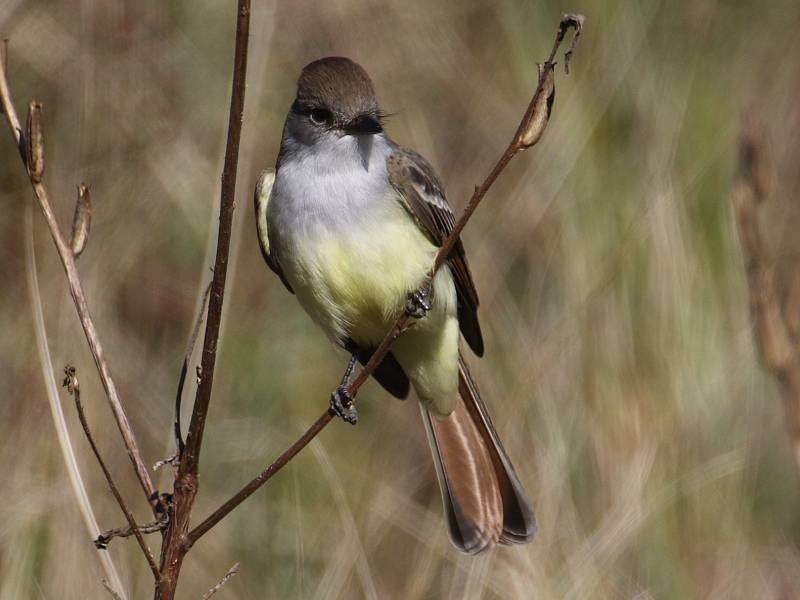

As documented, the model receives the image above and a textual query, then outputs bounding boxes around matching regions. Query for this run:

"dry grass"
[2,0,800,598]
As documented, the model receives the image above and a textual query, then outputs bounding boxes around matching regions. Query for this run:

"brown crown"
[296,57,379,119]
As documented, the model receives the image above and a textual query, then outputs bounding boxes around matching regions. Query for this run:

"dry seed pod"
[26,101,44,182]
[71,184,91,257]
[520,64,555,149]
[562,13,585,74]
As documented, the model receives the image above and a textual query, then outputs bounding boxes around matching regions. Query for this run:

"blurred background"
[2,0,800,598]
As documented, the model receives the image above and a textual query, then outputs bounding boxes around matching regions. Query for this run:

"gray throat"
[271,130,396,239]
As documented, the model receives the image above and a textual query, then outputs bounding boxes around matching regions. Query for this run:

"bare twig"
[732,112,800,470]
[180,0,250,467]
[186,412,331,545]
[173,281,213,458]
[185,12,585,547]
[153,454,178,472]
[25,205,127,599]
[155,280,212,472]
[0,40,25,161]
[63,366,160,580]
[561,13,585,73]
[201,563,241,600]
[95,519,166,549]
[155,1,251,597]
[180,0,250,468]
[0,51,157,510]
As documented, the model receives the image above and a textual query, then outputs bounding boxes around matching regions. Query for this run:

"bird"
[254,56,535,553]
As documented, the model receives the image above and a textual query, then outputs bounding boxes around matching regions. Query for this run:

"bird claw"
[329,386,358,425]
[405,288,432,319]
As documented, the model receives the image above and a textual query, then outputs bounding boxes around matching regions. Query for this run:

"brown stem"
[63,366,160,580]
[155,1,251,597]
[185,12,585,548]
[0,48,157,511]
[186,411,332,547]
[179,0,250,471]
[173,281,213,457]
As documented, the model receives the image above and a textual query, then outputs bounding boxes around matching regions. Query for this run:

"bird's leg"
[405,285,432,319]
[330,353,359,425]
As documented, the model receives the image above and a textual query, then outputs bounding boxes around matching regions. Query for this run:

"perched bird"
[255,56,535,553]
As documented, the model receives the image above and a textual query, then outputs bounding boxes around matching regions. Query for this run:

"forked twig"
[185,12,585,548]
[63,366,160,579]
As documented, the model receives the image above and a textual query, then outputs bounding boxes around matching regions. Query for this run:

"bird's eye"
[309,108,331,126]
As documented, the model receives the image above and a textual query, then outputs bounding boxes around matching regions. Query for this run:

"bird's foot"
[405,287,432,319]
[329,386,358,425]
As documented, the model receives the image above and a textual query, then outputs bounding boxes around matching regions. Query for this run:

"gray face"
[279,57,385,159]
[283,98,383,147]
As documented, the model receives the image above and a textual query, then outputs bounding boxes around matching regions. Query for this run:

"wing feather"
[254,169,294,294]
[386,147,484,356]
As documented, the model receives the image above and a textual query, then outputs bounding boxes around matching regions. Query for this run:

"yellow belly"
[320,223,434,340]
[287,212,461,414]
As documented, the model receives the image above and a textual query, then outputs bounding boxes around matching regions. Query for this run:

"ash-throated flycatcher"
[254,57,535,553]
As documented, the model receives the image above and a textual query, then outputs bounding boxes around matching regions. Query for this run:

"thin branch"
[180,0,251,470]
[186,412,331,545]
[95,519,166,549]
[200,563,241,600]
[62,366,161,579]
[156,1,251,597]
[341,12,581,404]
[0,40,24,161]
[0,51,157,511]
[173,281,213,459]
[185,12,585,548]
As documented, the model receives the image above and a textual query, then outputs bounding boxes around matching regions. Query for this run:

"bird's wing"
[254,169,294,294]
[386,147,484,356]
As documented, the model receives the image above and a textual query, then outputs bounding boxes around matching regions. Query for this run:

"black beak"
[344,114,383,134]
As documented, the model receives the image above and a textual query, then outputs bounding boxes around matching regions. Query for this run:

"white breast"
[266,133,455,346]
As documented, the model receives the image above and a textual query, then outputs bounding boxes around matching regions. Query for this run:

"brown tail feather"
[421,352,536,553]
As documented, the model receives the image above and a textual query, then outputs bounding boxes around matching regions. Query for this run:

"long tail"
[420,352,537,553]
